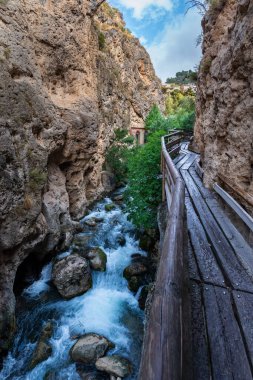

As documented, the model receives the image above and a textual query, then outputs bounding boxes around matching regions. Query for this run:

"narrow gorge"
[1,0,253,379]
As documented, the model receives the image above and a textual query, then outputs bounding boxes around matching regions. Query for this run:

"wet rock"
[70,333,114,364]
[113,194,124,202]
[95,356,132,378]
[76,365,110,380]
[116,235,126,247]
[29,322,53,370]
[52,254,92,299]
[128,276,144,293]
[85,218,97,227]
[94,217,104,223]
[44,371,57,380]
[138,285,151,310]
[123,262,148,281]
[85,248,107,272]
[105,204,116,212]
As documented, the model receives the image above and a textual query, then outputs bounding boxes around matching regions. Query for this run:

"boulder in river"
[123,262,148,280]
[70,333,114,364]
[29,322,53,370]
[95,355,132,378]
[105,203,116,212]
[85,248,107,272]
[72,234,92,254]
[85,218,97,227]
[52,254,92,299]
[113,194,124,202]
[116,234,126,247]
[127,276,144,293]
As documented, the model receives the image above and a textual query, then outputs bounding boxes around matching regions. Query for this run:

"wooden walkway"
[175,146,253,380]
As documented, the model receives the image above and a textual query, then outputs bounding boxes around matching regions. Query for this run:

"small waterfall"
[0,195,145,380]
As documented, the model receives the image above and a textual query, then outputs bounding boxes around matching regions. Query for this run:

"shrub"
[98,32,105,50]
[126,130,166,228]
[29,168,47,190]
[201,57,212,74]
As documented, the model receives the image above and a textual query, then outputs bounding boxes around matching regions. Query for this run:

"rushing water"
[0,194,145,380]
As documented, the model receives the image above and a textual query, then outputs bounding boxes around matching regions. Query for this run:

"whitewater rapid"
[0,196,145,380]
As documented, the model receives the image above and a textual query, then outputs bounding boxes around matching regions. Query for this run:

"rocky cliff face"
[0,0,163,353]
[195,0,253,213]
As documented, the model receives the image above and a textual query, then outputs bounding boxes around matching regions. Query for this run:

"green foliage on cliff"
[98,32,106,50]
[166,70,197,84]
[105,129,134,184]
[29,169,47,191]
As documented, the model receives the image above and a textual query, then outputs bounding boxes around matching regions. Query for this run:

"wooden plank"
[214,183,253,232]
[180,154,198,171]
[188,166,216,199]
[186,234,201,282]
[185,196,225,286]
[182,169,253,293]
[208,201,253,280]
[189,168,253,280]
[190,282,211,380]
[233,290,253,369]
[203,286,252,380]
[176,154,194,170]
[218,173,253,208]
[173,153,186,165]
[182,219,193,380]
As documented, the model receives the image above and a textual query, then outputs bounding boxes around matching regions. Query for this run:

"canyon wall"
[0,0,163,352]
[195,0,253,213]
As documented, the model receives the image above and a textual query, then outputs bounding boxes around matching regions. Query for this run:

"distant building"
[130,127,145,145]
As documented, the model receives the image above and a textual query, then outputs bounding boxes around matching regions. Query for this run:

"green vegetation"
[126,129,165,228]
[29,168,47,191]
[106,90,196,229]
[166,70,197,85]
[98,32,106,50]
[105,128,134,184]
[201,57,212,74]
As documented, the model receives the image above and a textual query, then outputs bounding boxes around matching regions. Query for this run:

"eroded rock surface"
[195,0,253,214]
[95,355,132,378]
[52,254,92,299]
[0,0,163,351]
[70,333,114,364]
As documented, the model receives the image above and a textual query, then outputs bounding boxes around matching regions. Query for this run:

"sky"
[108,0,203,82]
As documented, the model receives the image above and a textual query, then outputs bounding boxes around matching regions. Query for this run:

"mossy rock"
[86,248,107,272]
[105,203,116,212]
[29,322,53,370]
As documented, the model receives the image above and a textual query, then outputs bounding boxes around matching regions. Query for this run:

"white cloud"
[139,36,147,45]
[115,0,173,19]
[147,11,202,82]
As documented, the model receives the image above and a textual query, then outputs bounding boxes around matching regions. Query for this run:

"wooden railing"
[138,131,189,380]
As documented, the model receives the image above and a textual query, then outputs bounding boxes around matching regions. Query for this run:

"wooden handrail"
[139,131,188,380]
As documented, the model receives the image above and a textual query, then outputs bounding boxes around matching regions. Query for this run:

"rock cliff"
[0,0,163,353]
[195,0,253,213]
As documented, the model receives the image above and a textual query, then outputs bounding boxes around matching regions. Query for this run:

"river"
[0,194,145,380]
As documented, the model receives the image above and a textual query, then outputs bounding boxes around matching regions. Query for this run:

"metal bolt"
[205,287,208,290]
[237,295,240,299]
[223,291,226,295]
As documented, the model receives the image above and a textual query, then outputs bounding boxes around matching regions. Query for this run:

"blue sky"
[108,0,202,82]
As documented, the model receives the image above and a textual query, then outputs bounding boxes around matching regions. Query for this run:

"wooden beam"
[213,183,253,232]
